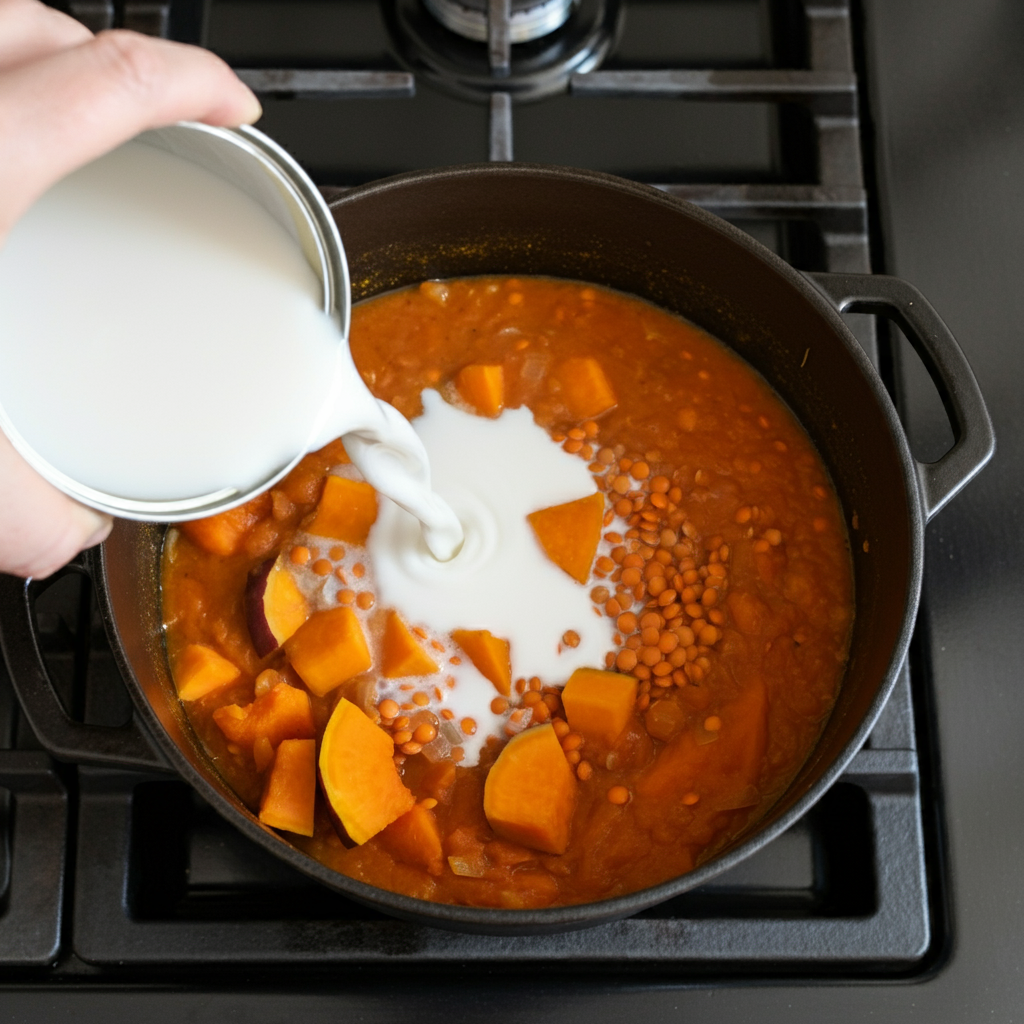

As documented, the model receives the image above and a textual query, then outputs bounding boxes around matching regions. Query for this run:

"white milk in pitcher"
[0,140,342,501]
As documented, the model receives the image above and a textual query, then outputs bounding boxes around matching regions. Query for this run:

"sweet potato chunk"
[179,493,272,556]
[380,803,444,875]
[245,557,310,657]
[727,590,772,635]
[561,668,638,747]
[174,644,241,702]
[636,676,768,806]
[381,612,439,678]
[451,629,511,696]
[212,682,315,748]
[527,491,605,584]
[306,475,378,544]
[316,437,351,465]
[420,760,457,803]
[456,363,505,417]
[260,738,316,836]
[483,724,577,855]
[284,606,372,697]
[557,357,617,419]
[319,698,416,844]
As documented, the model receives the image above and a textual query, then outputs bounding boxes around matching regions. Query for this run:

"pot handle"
[806,272,995,522]
[0,563,169,772]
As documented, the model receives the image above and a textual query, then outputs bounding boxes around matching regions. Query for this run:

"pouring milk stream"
[0,123,615,762]
[0,126,464,562]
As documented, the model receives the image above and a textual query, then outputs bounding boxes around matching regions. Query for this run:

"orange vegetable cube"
[260,738,316,836]
[726,590,771,635]
[212,682,315,748]
[421,760,457,803]
[527,491,605,584]
[561,667,638,747]
[557,357,617,420]
[174,644,241,702]
[451,629,512,696]
[279,459,325,506]
[380,803,444,875]
[381,611,439,678]
[315,437,351,464]
[455,363,505,417]
[284,607,372,697]
[245,557,310,657]
[636,677,768,805]
[306,475,378,544]
[179,492,271,556]
[483,724,577,855]
[319,698,416,844]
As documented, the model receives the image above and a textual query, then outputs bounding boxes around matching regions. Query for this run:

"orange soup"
[160,277,853,908]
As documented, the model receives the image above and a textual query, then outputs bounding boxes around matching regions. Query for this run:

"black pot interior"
[100,165,918,930]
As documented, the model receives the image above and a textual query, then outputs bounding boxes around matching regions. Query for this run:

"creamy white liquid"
[0,138,463,555]
[0,141,340,499]
[370,390,615,682]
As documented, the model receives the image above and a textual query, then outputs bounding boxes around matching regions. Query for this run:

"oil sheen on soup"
[160,277,854,909]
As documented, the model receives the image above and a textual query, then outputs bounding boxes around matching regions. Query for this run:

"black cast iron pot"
[0,165,995,935]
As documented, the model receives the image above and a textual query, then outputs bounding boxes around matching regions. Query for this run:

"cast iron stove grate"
[1,0,934,980]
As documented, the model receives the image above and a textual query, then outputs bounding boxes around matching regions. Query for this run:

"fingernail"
[241,89,263,125]
[77,507,113,549]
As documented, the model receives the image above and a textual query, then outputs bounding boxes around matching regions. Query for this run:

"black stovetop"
[4,0,1020,1017]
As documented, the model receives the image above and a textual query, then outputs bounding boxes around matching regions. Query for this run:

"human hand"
[0,0,262,577]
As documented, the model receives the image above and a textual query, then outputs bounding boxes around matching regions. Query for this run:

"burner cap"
[422,0,576,43]
[387,0,620,101]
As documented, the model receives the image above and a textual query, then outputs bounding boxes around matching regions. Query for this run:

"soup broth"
[160,277,853,908]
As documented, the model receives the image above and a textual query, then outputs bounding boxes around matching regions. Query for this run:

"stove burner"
[422,0,575,44]
[385,0,621,101]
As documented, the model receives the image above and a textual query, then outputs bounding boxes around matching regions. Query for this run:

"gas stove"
[3,0,1017,1017]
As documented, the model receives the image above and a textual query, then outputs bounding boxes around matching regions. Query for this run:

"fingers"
[0,30,262,237]
[0,429,112,579]
[0,0,92,72]
[0,18,259,572]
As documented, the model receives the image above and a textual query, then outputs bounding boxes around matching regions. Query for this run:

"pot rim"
[100,162,926,934]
